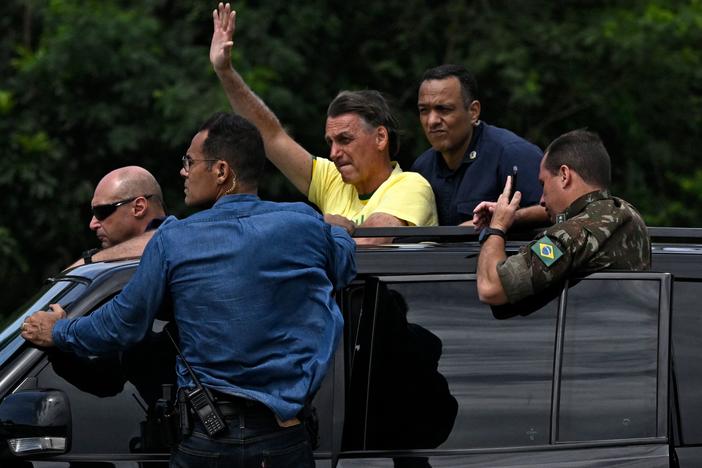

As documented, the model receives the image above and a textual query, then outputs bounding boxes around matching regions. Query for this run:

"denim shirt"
[53,194,356,420]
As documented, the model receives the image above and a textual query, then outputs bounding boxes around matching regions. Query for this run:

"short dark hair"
[543,129,611,189]
[199,112,265,187]
[421,64,479,107]
[327,90,400,157]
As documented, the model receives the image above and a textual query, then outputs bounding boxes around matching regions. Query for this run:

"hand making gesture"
[210,3,236,73]
[487,175,521,232]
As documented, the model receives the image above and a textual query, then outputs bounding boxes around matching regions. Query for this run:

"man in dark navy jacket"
[412,64,548,227]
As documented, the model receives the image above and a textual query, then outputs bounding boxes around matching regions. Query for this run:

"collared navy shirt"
[53,194,357,420]
[144,216,165,232]
[411,122,543,225]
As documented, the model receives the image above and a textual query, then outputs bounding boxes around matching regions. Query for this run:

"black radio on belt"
[165,329,227,437]
[184,385,226,437]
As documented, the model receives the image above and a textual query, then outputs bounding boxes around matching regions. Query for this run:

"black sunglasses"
[92,194,154,221]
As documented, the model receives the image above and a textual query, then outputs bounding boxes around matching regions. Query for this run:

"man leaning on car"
[22,112,356,467]
[476,129,651,305]
[79,166,166,265]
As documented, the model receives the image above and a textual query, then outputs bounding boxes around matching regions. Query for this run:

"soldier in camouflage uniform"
[476,129,650,305]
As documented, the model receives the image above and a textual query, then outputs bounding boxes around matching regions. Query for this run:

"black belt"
[210,391,269,417]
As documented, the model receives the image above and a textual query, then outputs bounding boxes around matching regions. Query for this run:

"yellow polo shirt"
[308,158,438,226]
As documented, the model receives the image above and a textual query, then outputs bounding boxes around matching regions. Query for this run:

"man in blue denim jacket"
[23,112,357,467]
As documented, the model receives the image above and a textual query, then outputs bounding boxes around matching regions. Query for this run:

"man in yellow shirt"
[209,3,437,244]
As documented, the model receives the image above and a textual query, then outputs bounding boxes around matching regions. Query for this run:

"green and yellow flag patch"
[531,235,563,267]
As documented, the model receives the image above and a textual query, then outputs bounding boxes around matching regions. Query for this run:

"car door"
[336,272,672,467]
[0,261,345,468]
[0,262,173,467]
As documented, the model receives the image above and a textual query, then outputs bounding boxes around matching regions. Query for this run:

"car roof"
[53,227,702,280]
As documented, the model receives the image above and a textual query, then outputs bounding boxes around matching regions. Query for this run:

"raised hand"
[489,175,521,232]
[210,2,236,73]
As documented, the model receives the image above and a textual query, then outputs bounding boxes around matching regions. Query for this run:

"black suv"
[0,227,699,467]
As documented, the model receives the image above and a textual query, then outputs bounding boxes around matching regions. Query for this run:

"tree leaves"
[1,0,702,311]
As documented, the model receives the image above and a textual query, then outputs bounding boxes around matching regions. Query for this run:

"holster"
[178,388,192,437]
[129,384,181,452]
[299,403,320,450]
[154,384,181,448]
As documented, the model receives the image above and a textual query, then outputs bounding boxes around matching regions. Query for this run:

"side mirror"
[0,389,71,458]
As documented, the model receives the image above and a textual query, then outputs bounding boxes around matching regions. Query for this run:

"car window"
[32,293,175,458]
[670,280,702,446]
[358,277,558,450]
[0,280,86,368]
[557,278,661,442]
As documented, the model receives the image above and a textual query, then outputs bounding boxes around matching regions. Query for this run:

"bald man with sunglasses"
[76,166,166,266]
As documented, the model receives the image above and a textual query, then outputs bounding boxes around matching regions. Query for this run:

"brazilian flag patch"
[531,235,563,267]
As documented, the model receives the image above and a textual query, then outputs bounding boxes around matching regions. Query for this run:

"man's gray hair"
[327,90,400,157]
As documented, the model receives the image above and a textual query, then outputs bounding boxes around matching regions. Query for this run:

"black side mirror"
[0,389,71,458]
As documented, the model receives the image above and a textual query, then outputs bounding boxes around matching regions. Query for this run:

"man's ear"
[214,160,230,184]
[559,165,572,188]
[376,126,389,152]
[132,196,148,218]
[469,100,481,125]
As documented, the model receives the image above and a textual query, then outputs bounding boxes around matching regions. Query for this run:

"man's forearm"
[216,66,284,141]
[59,237,168,356]
[515,204,549,226]
[67,231,155,269]
[93,232,154,261]
[215,66,312,194]
[477,236,509,305]
[354,212,407,245]
[329,226,357,288]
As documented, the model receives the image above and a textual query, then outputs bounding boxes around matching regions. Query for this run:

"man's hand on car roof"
[21,304,66,347]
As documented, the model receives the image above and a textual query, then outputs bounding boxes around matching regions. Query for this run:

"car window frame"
[340,271,671,459]
[554,272,671,444]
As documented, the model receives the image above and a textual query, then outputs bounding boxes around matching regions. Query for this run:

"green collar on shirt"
[358,191,375,201]
[557,189,611,223]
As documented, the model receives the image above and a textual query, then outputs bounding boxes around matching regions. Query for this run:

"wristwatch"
[81,248,100,264]
[479,227,506,245]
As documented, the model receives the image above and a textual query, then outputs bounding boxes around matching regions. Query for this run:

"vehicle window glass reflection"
[0,281,78,346]
[36,294,176,455]
[670,280,702,445]
[558,279,659,441]
[365,280,557,450]
[0,281,85,366]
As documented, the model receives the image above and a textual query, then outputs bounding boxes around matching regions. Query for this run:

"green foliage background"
[1,0,701,311]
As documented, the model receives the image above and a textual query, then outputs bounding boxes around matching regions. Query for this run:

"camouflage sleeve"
[496,225,590,304]
[497,198,650,304]
[495,249,535,303]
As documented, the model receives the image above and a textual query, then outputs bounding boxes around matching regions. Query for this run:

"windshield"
[0,279,87,368]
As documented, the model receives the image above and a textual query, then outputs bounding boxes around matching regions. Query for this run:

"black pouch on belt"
[299,403,320,450]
